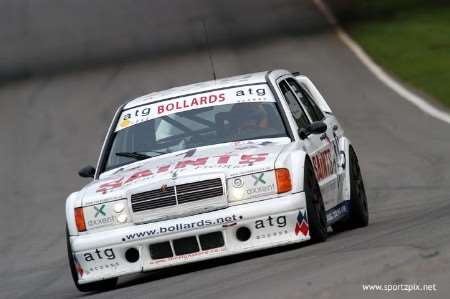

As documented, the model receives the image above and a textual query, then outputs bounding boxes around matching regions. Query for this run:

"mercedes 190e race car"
[66,69,369,291]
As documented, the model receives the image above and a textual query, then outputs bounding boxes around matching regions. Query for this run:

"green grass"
[342,0,450,107]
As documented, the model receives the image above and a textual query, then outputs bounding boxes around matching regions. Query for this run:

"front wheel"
[304,158,328,243]
[332,146,369,232]
[66,227,118,292]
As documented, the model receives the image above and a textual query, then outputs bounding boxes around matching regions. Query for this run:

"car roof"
[123,70,289,109]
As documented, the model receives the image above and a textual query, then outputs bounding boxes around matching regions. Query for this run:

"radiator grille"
[131,178,223,213]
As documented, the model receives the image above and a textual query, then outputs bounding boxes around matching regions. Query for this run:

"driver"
[230,103,269,134]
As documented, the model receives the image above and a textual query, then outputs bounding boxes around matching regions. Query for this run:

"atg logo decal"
[254,215,289,240]
[295,211,309,236]
[254,215,287,229]
[80,248,121,275]
[83,248,116,262]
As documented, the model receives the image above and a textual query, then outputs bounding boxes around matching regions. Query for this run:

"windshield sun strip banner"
[115,84,275,132]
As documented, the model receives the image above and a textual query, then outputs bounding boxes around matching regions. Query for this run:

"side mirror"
[78,165,96,178]
[299,121,327,140]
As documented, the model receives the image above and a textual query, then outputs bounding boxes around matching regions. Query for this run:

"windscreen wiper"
[115,150,169,160]
[115,152,153,160]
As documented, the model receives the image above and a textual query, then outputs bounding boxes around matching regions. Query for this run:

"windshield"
[104,84,288,171]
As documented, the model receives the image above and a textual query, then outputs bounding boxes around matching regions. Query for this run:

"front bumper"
[70,192,308,284]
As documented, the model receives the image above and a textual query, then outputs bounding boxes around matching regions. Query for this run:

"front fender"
[274,142,308,194]
[339,136,352,202]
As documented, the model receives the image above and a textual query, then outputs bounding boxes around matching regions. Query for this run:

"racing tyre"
[66,227,118,292]
[332,146,369,232]
[304,158,327,243]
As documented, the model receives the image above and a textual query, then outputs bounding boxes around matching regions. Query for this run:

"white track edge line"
[312,0,450,124]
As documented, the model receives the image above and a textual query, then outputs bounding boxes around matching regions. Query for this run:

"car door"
[277,79,334,210]
[285,78,339,210]
[294,76,346,205]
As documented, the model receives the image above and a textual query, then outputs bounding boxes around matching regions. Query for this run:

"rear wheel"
[66,227,118,292]
[304,158,327,243]
[332,146,369,232]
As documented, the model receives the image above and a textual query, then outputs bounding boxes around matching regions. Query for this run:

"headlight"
[227,169,292,203]
[227,170,277,202]
[74,198,129,232]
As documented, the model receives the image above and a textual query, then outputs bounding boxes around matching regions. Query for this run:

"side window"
[279,81,309,129]
[287,78,324,121]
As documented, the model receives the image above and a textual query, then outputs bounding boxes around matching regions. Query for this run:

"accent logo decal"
[94,204,106,217]
[294,210,309,236]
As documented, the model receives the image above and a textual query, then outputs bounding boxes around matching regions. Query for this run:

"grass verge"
[340,0,450,107]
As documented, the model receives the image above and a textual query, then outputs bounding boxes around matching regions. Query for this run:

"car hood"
[79,137,291,206]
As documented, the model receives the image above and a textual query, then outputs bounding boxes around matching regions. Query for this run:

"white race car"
[66,69,368,291]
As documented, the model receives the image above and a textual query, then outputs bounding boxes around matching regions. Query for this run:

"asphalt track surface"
[1,1,450,298]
